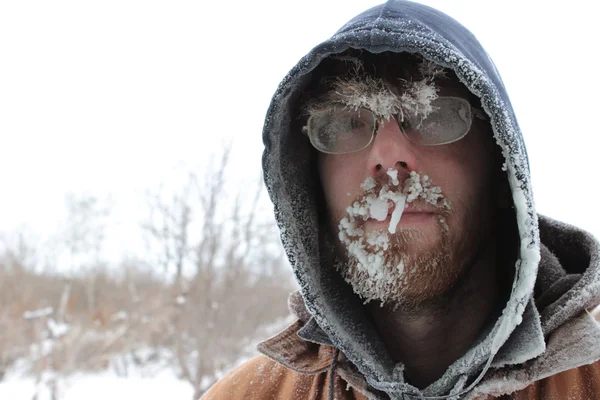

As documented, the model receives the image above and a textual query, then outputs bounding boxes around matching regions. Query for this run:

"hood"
[261,1,600,398]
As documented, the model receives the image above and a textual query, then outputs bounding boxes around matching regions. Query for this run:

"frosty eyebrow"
[303,75,440,124]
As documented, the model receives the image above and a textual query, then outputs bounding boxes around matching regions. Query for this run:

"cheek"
[436,140,495,210]
[419,140,493,207]
[318,154,364,216]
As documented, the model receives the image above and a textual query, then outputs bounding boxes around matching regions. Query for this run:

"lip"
[399,212,435,224]
[403,205,437,214]
[386,204,436,216]
[368,209,436,227]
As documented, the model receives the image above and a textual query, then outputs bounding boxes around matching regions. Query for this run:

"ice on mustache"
[339,168,448,242]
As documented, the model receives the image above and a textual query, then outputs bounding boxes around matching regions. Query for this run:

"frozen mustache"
[334,168,452,305]
[339,169,449,240]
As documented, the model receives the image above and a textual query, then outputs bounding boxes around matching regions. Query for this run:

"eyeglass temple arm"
[472,107,489,122]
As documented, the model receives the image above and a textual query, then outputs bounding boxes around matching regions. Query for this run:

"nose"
[366,116,419,177]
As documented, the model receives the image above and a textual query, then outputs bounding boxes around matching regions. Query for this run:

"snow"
[47,319,69,338]
[23,307,54,320]
[0,341,254,400]
[0,321,296,400]
[110,311,128,322]
[0,371,193,400]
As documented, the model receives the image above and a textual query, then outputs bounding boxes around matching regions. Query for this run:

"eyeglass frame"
[304,96,490,155]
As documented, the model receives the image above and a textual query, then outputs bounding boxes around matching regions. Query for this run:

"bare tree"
[143,147,295,399]
[0,147,294,399]
[63,193,112,269]
[62,193,113,313]
[143,170,195,286]
[0,229,43,380]
[0,228,40,272]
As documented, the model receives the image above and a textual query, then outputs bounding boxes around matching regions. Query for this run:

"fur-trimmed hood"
[260,1,600,398]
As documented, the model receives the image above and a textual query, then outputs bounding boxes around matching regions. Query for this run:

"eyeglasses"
[305,96,489,155]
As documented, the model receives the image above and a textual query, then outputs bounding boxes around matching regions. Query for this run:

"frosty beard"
[333,171,470,309]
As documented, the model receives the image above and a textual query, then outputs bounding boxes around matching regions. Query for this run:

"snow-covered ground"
[0,350,194,400]
[0,370,194,400]
[0,315,295,400]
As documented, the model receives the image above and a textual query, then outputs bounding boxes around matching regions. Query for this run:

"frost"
[336,169,451,303]
[360,177,376,191]
[327,75,404,121]
[388,195,405,234]
[339,170,449,243]
[438,215,449,232]
[396,259,404,274]
[386,169,399,186]
[303,62,441,127]
[418,59,448,80]
[368,197,390,222]
[399,79,439,122]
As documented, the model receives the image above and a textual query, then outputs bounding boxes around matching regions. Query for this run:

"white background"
[1,0,598,262]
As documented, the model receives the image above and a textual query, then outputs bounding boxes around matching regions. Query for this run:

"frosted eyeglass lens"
[309,108,376,154]
[404,97,472,145]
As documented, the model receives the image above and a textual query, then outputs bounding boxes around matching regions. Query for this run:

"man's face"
[316,69,498,308]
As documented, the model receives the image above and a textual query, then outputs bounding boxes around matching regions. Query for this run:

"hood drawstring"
[328,348,341,400]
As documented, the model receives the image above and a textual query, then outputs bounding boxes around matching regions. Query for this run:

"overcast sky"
[1,0,598,264]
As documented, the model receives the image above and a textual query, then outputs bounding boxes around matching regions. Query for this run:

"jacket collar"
[257,236,600,398]
[257,315,383,399]
[257,319,335,375]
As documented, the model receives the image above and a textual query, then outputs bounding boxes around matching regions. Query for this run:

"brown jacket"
[203,311,600,400]
[202,219,600,400]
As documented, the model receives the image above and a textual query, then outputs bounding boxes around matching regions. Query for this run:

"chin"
[339,224,464,307]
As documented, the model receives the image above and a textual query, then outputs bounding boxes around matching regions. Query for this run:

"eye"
[349,117,365,130]
[398,116,412,132]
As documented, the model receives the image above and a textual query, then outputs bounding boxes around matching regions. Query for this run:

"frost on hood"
[336,169,451,305]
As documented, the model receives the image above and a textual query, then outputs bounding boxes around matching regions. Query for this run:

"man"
[203,1,600,399]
